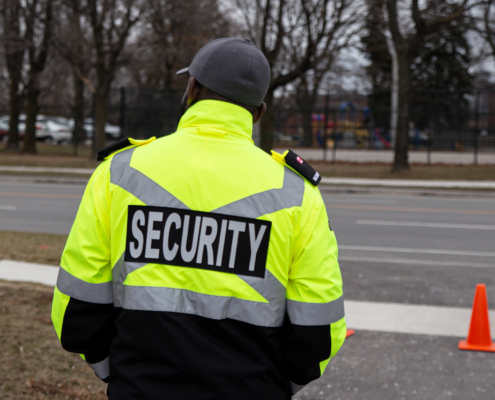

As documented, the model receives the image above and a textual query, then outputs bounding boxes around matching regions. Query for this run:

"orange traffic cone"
[458,284,495,352]
[346,329,355,338]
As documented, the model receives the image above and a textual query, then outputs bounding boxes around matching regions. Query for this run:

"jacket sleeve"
[283,189,346,394]
[51,162,116,382]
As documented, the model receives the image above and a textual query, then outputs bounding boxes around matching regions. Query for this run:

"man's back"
[52,49,345,399]
[109,100,305,398]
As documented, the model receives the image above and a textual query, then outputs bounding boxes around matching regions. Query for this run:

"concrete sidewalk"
[275,148,495,164]
[1,259,489,339]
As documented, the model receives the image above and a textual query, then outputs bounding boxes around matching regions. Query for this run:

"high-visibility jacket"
[52,99,346,400]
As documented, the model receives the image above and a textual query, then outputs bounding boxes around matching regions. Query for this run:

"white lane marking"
[356,220,495,230]
[339,256,495,269]
[323,199,398,205]
[345,300,495,338]
[0,205,16,210]
[339,245,495,257]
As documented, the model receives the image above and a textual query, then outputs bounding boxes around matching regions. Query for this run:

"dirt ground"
[0,281,107,399]
[0,144,97,169]
[0,231,67,265]
[312,161,495,180]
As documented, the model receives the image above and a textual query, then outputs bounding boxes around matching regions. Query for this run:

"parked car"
[0,115,48,141]
[72,118,121,140]
[42,120,73,144]
[0,119,26,142]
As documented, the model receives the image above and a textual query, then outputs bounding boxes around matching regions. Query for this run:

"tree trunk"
[93,91,108,159]
[6,79,21,151]
[22,86,39,154]
[73,73,85,155]
[392,53,411,172]
[301,103,314,147]
[299,92,318,148]
[259,90,275,153]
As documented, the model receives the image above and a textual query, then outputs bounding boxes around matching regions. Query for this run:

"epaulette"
[96,136,156,161]
[271,149,322,186]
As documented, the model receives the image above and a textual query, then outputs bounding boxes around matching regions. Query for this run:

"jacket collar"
[177,100,254,143]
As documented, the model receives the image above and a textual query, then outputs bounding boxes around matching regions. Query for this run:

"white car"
[42,120,73,144]
[73,118,121,140]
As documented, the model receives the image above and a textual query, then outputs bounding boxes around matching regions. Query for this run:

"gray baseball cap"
[176,38,271,107]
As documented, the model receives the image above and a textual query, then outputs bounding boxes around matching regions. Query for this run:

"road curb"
[0,166,94,174]
[320,177,495,190]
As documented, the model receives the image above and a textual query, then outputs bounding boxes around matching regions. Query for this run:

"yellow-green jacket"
[52,100,346,400]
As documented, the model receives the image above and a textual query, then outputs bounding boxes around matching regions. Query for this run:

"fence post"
[73,106,78,157]
[332,110,337,164]
[427,134,432,165]
[323,93,329,161]
[119,87,126,139]
[474,90,480,165]
[92,94,96,156]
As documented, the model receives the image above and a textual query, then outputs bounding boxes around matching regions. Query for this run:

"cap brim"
[176,67,189,75]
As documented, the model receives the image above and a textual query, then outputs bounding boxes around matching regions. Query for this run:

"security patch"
[125,205,271,278]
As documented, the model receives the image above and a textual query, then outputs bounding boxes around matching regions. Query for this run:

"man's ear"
[187,77,202,107]
[253,102,267,124]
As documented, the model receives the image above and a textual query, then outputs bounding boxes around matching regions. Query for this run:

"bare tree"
[0,0,25,151]
[54,0,145,157]
[294,8,359,147]
[52,0,94,153]
[138,0,232,90]
[85,0,145,156]
[386,0,472,171]
[234,0,357,152]
[471,0,495,59]
[23,0,53,153]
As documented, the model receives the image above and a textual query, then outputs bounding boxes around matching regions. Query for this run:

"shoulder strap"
[96,137,155,161]
[271,149,322,186]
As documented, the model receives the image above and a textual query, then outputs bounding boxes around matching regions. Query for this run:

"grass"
[0,144,98,169]
[0,231,68,265]
[313,161,495,181]
[0,281,107,399]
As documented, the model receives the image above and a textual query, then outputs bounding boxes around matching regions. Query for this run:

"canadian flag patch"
[296,156,304,164]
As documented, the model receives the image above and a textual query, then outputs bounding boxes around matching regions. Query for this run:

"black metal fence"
[2,87,494,163]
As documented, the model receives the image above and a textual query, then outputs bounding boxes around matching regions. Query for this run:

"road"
[1,176,495,399]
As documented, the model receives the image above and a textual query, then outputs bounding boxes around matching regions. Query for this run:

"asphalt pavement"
[1,176,495,399]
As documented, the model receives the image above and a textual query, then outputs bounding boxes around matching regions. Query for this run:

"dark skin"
[178,77,267,124]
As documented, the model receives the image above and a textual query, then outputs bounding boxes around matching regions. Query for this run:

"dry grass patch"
[0,144,98,169]
[0,231,67,265]
[0,281,107,399]
[313,162,495,181]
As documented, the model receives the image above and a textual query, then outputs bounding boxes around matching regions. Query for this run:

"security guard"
[52,38,346,399]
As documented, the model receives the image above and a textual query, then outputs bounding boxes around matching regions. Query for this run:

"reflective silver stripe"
[286,295,345,326]
[111,253,286,326]
[112,252,146,307]
[57,267,113,304]
[291,382,306,395]
[238,269,286,325]
[120,283,284,327]
[110,148,190,210]
[212,167,304,219]
[87,357,110,380]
